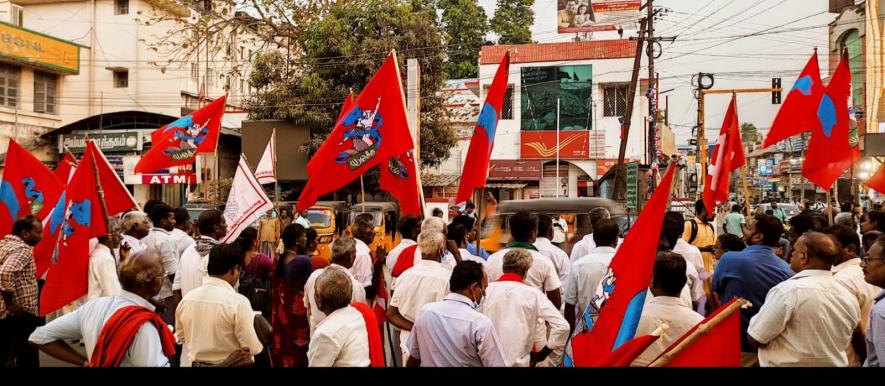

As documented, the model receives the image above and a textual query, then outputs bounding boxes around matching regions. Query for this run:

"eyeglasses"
[861,256,885,263]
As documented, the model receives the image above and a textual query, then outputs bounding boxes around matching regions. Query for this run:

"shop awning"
[485,182,527,189]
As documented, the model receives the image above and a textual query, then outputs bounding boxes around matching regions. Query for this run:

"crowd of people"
[1,194,884,367]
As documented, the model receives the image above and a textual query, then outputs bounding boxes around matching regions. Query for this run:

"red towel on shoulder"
[90,305,177,367]
[351,302,385,367]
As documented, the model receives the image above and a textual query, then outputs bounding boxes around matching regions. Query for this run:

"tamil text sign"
[60,132,141,154]
[488,160,543,180]
[0,21,79,74]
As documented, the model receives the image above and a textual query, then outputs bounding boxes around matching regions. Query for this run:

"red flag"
[87,141,137,216]
[763,51,824,148]
[654,298,743,367]
[866,164,885,193]
[566,166,675,367]
[379,151,421,215]
[0,139,65,237]
[802,50,860,189]
[703,95,745,215]
[337,91,355,124]
[54,153,77,183]
[40,145,108,315]
[135,96,226,174]
[296,52,413,212]
[455,53,510,204]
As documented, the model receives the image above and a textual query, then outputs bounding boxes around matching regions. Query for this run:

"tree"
[491,0,534,44]
[740,122,758,145]
[247,0,456,168]
[439,0,489,79]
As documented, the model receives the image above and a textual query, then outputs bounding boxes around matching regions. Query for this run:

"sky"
[477,0,836,145]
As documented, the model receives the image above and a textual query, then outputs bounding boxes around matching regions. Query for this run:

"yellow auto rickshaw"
[347,202,400,253]
[480,197,626,256]
[305,201,349,264]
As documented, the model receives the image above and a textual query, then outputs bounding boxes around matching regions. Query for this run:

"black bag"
[238,256,272,315]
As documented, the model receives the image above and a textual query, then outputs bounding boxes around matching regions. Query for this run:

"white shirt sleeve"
[28,306,84,345]
[158,236,179,276]
[563,262,579,306]
[569,241,586,263]
[172,266,183,291]
[538,294,570,353]
[93,255,122,297]
[406,312,422,360]
[350,252,373,288]
[234,298,264,355]
[747,286,793,345]
[128,323,171,367]
[543,259,562,292]
[307,332,340,367]
[475,319,507,367]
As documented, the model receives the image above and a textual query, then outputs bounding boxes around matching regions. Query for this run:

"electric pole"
[612,18,647,202]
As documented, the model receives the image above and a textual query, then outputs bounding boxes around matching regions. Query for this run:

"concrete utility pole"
[647,0,655,168]
[612,18,647,202]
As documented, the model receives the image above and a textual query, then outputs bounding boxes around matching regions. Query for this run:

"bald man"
[29,251,252,367]
[748,232,860,367]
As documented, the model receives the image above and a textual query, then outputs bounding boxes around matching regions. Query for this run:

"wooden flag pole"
[475,187,484,254]
[826,188,834,226]
[647,298,750,367]
[741,165,752,223]
[360,175,366,213]
[88,140,111,231]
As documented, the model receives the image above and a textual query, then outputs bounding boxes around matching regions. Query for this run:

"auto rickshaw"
[479,197,626,256]
[347,202,400,253]
[305,201,349,264]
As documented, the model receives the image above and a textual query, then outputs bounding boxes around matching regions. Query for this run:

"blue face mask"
[271,211,277,218]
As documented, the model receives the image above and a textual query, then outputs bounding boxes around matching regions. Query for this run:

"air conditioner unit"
[11,4,23,26]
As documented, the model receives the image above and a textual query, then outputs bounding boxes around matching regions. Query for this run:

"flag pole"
[360,175,366,213]
[647,298,750,367]
[741,165,752,223]
[272,128,279,210]
[88,140,111,230]
[556,98,561,198]
[826,187,834,226]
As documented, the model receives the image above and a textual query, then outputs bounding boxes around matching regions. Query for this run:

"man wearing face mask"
[712,214,794,366]
[406,260,506,367]
[387,231,452,365]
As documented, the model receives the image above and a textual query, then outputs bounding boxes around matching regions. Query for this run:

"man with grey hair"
[120,211,149,258]
[388,230,452,363]
[304,237,367,334]
[569,207,623,263]
[307,267,372,367]
[394,217,462,278]
[480,249,568,367]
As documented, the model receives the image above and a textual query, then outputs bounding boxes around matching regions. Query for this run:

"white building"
[432,40,650,201]
[12,0,268,205]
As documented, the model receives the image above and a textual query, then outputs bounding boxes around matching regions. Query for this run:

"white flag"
[221,154,273,243]
[254,128,276,185]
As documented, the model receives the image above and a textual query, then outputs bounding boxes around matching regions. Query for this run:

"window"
[113,70,128,88]
[239,47,244,60]
[115,0,129,15]
[603,84,628,117]
[0,63,19,108]
[842,30,863,107]
[190,62,198,80]
[483,84,514,119]
[239,79,244,93]
[206,68,213,86]
[11,4,23,26]
[34,71,57,114]
[521,65,593,131]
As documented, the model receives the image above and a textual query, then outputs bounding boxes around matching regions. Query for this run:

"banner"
[221,155,273,243]
[521,131,590,159]
[557,0,641,34]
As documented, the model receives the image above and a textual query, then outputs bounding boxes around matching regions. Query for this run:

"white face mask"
[471,286,485,310]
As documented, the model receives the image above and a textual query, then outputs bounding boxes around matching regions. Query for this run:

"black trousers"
[0,313,44,367]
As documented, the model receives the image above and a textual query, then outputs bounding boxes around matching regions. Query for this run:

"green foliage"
[439,0,489,79]
[491,0,534,44]
[246,0,456,168]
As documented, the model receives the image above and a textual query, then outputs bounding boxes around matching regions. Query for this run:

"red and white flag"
[254,128,277,185]
[221,154,273,243]
[703,95,745,215]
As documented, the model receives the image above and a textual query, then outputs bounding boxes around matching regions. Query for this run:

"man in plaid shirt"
[0,216,44,367]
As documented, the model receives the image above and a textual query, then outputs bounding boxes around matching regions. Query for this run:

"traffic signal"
[772,78,782,104]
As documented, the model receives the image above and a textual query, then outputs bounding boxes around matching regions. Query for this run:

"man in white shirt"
[536,214,570,287]
[748,232,860,367]
[350,213,378,297]
[88,218,124,300]
[863,234,885,367]
[564,219,619,332]
[406,260,506,367]
[120,211,150,261]
[175,243,264,367]
[826,225,881,366]
[552,215,568,247]
[481,249,568,367]
[487,211,562,309]
[385,215,421,273]
[632,252,704,367]
[171,207,196,258]
[307,267,372,367]
[143,204,179,323]
[172,209,228,300]
[305,237,367,334]
[660,212,703,309]
[392,216,461,279]
[294,209,311,229]
[388,230,452,363]
[570,207,622,263]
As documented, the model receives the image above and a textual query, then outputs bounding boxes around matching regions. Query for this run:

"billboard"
[557,0,641,34]
[521,65,592,132]
[521,131,590,159]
